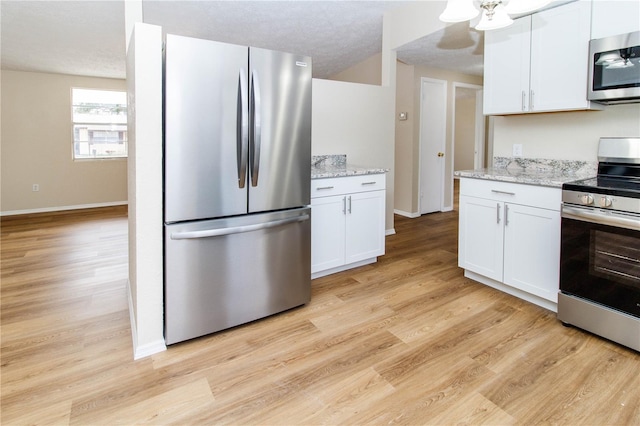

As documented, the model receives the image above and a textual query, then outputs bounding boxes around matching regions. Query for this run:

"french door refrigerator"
[163,34,312,345]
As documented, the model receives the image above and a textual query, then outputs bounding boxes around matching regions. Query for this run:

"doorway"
[451,83,484,211]
[452,83,484,171]
[418,77,447,215]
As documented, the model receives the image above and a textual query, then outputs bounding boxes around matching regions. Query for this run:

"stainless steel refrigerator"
[163,34,312,345]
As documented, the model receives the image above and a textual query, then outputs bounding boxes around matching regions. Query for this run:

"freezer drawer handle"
[237,68,249,188]
[250,69,262,187]
[170,214,310,240]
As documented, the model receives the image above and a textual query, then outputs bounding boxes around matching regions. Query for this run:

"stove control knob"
[599,196,613,208]
[580,194,594,205]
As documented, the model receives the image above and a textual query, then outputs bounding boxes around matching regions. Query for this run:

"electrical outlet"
[32,184,40,192]
[513,144,523,157]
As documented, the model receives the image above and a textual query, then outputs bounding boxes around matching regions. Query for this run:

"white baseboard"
[127,279,166,360]
[385,228,396,236]
[134,339,168,360]
[394,209,420,218]
[442,205,453,212]
[1,201,128,216]
[312,258,377,279]
[464,270,557,313]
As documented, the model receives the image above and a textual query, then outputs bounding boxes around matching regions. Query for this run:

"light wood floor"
[2,204,639,425]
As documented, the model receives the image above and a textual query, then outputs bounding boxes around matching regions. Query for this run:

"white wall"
[311,79,395,232]
[126,23,165,359]
[493,104,640,161]
[1,71,127,214]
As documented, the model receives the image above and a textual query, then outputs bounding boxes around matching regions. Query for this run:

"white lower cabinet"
[311,174,385,278]
[458,178,561,311]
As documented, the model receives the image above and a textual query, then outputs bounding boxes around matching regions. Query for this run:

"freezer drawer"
[164,208,311,345]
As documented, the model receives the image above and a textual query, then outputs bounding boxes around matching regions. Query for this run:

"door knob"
[437,152,444,157]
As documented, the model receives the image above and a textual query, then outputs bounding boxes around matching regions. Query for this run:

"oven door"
[560,205,640,318]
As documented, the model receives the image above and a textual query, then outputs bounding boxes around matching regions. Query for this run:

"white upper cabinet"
[484,0,602,115]
[483,17,532,115]
[529,1,594,112]
[591,0,640,39]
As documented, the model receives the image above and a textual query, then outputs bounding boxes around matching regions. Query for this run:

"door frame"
[450,82,484,208]
[418,77,448,215]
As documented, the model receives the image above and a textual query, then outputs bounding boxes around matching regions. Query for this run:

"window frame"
[71,87,128,160]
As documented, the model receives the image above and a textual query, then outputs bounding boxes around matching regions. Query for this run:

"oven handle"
[562,205,640,231]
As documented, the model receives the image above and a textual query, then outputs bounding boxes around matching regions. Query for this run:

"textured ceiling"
[1,1,127,78]
[397,21,484,76]
[1,0,488,80]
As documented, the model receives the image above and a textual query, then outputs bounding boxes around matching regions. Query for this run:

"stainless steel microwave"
[588,31,640,104]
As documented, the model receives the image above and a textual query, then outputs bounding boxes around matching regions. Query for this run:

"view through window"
[72,88,127,159]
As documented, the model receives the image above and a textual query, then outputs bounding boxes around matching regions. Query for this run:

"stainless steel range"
[558,137,640,352]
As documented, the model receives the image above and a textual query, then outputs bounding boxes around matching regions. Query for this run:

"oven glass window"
[561,218,640,318]
[593,46,640,91]
[591,230,640,286]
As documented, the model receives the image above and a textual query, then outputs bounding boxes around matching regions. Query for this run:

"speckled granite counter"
[311,154,387,179]
[455,157,597,188]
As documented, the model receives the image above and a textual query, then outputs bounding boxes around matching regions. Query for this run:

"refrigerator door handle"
[237,68,249,188]
[170,214,310,240]
[250,69,262,187]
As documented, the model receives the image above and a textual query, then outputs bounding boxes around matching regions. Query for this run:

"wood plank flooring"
[2,204,639,425]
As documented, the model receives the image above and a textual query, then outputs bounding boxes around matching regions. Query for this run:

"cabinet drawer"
[460,178,561,211]
[311,174,385,198]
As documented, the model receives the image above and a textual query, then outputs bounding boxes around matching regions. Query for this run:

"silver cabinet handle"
[348,195,352,214]
[530,89,534,111]
[171,214,310,240]
[237,68,248,188]
[361,181,377,186]
[342,196,346,214]
[491,190,516,196]
[522,91,526,111]
[316,186,334,190]
[505,204,509,226]
[250,69,261,187]
[497,203,501,224]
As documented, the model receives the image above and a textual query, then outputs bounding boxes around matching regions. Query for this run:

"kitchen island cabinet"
[311,173,385,278]
[458,177,561,312]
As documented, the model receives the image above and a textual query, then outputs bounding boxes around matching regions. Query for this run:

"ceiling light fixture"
[439,0,552,31]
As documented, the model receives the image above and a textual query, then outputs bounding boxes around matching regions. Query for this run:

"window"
[72,88,127,159]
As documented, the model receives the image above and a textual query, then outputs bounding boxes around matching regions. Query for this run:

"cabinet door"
[345,190,385,265]
[311,195,346,274]
[530,0,592,112]
[503,203,560,302]
[458,195,504,282]
[483,16,532,115]
[591,0,640,39]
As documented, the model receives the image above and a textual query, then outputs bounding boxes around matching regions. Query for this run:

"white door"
[419,78,447,215]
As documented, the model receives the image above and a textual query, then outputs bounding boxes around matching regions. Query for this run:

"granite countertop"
[311,154,387,179]
[454,157,597,188]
